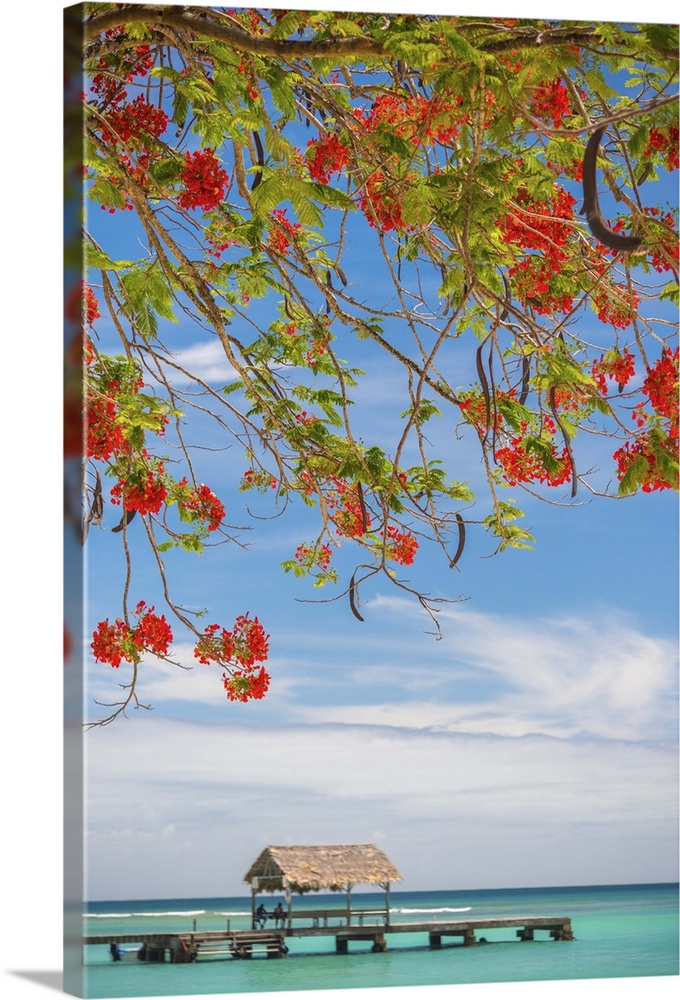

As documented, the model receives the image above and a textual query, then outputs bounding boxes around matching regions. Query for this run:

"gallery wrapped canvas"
[64,3,678,999]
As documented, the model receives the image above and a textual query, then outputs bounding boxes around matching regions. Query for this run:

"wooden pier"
[85,912,573,963]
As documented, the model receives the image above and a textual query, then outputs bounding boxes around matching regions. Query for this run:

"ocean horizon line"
[86,880,679,907]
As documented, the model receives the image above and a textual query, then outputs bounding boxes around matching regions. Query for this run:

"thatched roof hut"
[244,844,402,895]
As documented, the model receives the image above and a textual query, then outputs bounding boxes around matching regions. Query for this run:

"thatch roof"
[244,844,402,893]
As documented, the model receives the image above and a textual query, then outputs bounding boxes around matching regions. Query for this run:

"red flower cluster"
[613,435,677,493]
[89,60,170,213]
[133,603,175,656]
[83,283,101,326]
[111,464,168,516]
[92,601,173,667]
[294,410,319,427]
[328,479,372,537]
[306,133,351,184]
[178,149,229,212]
[611,350,678,493]
[358,170,409,232]
[529,79,571,128]
[382,525,419,566]
[99,94,169,147]
[643,126,680,172]
[459,391,513,434]
[178,481,226,532]
[91,36,155,107]
[268,208,302,254]
[508,257,575,314]
[591,348,636,393]
[592,285,640,329]
[295,542,333,571]
[356,93,464,147]
[241,468,278,491]
[643,348,679,435]
[643,208,679,273]
[304,335,329,368]
[194,615,270,669]
[459,393,492,432]
[495,433,572,487]
[500,185,576,256]
[499,184,577,312]
[194,615,271,703]
[223,667,270,702]
[86,381,126,461]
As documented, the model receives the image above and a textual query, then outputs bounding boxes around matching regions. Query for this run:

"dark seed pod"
[349,570,365,622]
[112,509,137,533]
[581,127,643,252]
[451,513,466,568]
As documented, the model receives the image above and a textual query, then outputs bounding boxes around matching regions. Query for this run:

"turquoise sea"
[80,883,679,998]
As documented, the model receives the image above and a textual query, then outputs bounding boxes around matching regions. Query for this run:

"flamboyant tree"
[66,4,679,724]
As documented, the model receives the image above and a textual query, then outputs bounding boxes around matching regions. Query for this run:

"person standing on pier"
[273,902,285,928]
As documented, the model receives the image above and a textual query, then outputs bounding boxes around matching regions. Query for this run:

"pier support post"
[550,923,573,941]
[371,934,387,952]
[463,929,476,947]
[518,928,534,941]
[336,938,348,954]
[429,933,442,949]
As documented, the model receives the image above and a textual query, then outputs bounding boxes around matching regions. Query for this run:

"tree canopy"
[66,4,679,724]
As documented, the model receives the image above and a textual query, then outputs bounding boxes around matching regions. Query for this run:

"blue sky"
[77,0,678,906]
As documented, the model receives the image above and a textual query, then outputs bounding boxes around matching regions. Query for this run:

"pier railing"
[279,907,388,930]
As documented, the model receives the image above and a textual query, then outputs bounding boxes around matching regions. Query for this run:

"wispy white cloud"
[84,715,679,899]
[166,339,239,384]
[86,597,677,744]
[282,597,679,743]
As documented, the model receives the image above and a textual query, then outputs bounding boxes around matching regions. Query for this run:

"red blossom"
[241,468,278,491]
[83,283,101,326]
[85,388,126,461]
[132,602,173,656]
[382,525,419,566]
[110,465,168,516]
[194,614,270,670]
[498,185,576,258]
[495,434,572,487]
[592,286,640,329]
[99,95,169,146]
[224,667,271,702]
[355,93,464,146]
[508,257,575,314]
[591,348,636,393]
[643,126,680,172]
[328,479,372,537]
[358,170,409,232]
[295,542,333,571]
[306,132,351,183]
[613,434,678,492]
[91,602,174,667]
[642,348,679,435]
[529,79,572,128]
[268,208,302,254]
[178,480,226,531]
[178,149,229,212]
[91,619,131,668]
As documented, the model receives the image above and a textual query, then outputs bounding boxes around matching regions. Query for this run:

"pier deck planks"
[85,912,574,961]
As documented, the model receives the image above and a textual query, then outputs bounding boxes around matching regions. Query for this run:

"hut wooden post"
[384,881,391,925]
[284,879,291,930]
[346,883,353,924]
[251,877,258,930]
